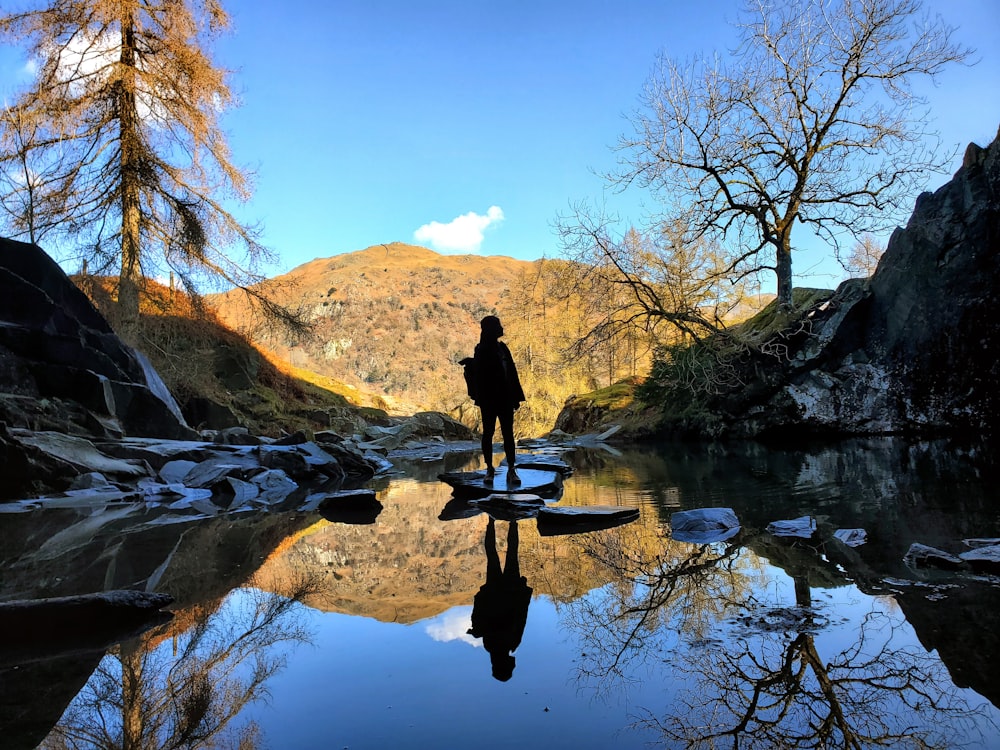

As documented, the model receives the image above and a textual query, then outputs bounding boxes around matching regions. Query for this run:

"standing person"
[473,315,525,483]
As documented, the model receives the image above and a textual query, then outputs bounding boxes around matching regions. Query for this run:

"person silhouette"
[467,518,532,681]
[472,315,525,483]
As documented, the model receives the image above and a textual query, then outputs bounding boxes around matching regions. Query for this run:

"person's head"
[480,315,504,340]
[490,650,516,682]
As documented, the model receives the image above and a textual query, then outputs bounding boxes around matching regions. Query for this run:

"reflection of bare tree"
[39,575,317,750]
[563,529,760,692]
[567,530,992,749]
[642,604,990,749]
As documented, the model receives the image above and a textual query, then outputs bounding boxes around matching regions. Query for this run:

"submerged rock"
[671,507,741,543]
[767,516,817,539]
[904,543,966,571]
[318,489,383,525]
[833,528,868,547]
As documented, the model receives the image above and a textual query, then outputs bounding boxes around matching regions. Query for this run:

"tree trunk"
[118,10,142,329]
[775,239,793,309]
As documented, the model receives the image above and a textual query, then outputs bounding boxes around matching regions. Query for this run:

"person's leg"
[480,406,497,476]
[484,517,501,580]
[503,520,520,581]
[498,408,517,480]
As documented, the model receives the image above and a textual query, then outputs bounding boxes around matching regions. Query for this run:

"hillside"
[75,274,393,437]
[211,242,536,418]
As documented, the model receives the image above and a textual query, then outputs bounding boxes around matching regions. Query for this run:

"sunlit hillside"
[211,243,627,435]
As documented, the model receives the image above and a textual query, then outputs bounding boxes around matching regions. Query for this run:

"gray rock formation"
[722,125,1000,439]
[0,237,196,442]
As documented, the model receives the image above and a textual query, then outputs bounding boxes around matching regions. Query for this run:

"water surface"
[9,438,1000,749]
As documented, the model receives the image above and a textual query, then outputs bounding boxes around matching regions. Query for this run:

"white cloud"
[414,205,504,253]
[424,606,480,647]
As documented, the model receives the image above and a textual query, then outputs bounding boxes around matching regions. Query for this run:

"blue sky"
[2,0,998,290]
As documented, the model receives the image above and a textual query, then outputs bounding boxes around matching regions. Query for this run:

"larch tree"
[0,0,286,330]
[614,0,971,309]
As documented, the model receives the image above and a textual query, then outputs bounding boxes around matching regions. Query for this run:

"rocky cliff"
[636,125,1000,440]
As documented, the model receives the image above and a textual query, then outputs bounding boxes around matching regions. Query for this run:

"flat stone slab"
[536,505,639,536]
[469,493,546,521]
[439,468,562,498]
[959,544,1000,573]
[0,591,174,666]
[500,454,573,476]
[14,431,150,478]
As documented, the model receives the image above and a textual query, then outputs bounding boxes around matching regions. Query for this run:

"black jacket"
[472,340,525,410]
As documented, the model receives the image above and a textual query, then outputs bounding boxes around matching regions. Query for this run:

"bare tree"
[40,576,318,750]
[0,106,70,244]
[842,232,885,278]
[0,0,293,331]
[614,0,971,309]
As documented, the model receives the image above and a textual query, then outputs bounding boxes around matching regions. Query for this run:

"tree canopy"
[613,0,970,308]
[0,0,279,328]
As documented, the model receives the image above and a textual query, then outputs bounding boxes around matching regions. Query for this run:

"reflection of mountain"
[254,476,659,623]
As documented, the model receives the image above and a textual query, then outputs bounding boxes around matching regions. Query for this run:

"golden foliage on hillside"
[210,243,656,437]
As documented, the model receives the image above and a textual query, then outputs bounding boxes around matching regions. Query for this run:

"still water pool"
[17,438,1000,748]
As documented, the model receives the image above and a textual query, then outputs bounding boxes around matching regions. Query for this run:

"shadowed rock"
[0,590,174,667]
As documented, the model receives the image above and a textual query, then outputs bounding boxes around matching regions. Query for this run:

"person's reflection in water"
[468,518,532,681]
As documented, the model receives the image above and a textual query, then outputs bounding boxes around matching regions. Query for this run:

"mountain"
[211,243,537,417]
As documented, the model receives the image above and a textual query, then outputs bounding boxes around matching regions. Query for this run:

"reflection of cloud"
[424,606,480,647]
[414,205,504,253]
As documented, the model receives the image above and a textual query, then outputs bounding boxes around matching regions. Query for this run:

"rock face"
[0,237,196,441]
[730,125,1000,439]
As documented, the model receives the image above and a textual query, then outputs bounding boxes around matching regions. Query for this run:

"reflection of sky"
[424,606,479,647]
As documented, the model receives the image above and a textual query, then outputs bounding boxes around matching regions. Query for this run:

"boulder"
[833,528,868,547]
[0,238,197,441]
[765,129,1000,437]
[641,126,1000,440]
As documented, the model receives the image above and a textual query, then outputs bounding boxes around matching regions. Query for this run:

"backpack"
[458,356,478,401]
